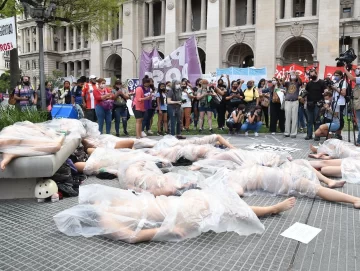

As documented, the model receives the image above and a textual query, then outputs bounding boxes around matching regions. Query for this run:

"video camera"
[324,77,335,87]
[336,48,357,69]
[300,90,308,99]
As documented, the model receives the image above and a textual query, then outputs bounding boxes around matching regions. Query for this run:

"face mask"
[160,88,165,91]
[334,76,340,81]
[355,69,360,76]
[247,84,252,89]
[232,86,237,90]
[325,100,330,104]
[310,75,317,80]
[166,86,171,90]
[23,81,29,86]
[100,84,105,89]
[272,80,277,85]
[291,75,296,80]
[182,86,187,90]
[175,84,181,89]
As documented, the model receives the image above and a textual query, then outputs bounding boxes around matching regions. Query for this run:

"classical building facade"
[17,0,360,86]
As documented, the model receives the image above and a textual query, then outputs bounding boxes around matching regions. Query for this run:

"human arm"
[33,91,38,105]
[247,113,256,124]
[344,68,355,81]
[215,86,226,96]
[197,89,207,99]
[115,89,130,100]
[186,88,196,99]
[233,111,244,123]
[60,89,69,99]
[226,74,230,87]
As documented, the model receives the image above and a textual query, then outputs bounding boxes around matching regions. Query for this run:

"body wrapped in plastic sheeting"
[83,148,171,176]
[341,157,360,184]
[153,134,219,150]
[317,139,360,159]
[80,119,101,138]
[117,158,198,196]
[40,118,86,140]
[0,121,65,156]
[53,172,265,243]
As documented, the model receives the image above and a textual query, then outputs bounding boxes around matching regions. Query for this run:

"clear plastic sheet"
[153,134,219,150]
[0,121,65,156]
[54,172,264,243]
[40,119,86,140]
[80,119,101,138]
[82,134,122,149]
[317,139,360,159]
[133,138,157,149]
[83,148,171,176]
[341,157,360,184]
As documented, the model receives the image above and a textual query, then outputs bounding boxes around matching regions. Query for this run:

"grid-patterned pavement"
[1,133,360,271]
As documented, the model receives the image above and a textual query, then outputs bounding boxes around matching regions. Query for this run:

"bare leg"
[309,159,342,169]
[308,153,332,159]
[87,148,95,155]
[75,162,86,173]
[313,168,345,188]
[115,139,135,149]
[321,166,342,178]
[310,144,318,153]
[250,197,296,217]
[0,153,19,171]
[316,185,360,208]
[215,135,235,149]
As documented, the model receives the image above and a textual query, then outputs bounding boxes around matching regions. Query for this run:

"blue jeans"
[168,106,182,136]
[142,109,155,131]
[298,105,307,129]
[114,106,128,134]
[306,105,320,137]
[241,121,263,133]
[356,110,360,144]
[95,105,112,134]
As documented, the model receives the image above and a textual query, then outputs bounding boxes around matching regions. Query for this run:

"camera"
[181,99,187,104]
[336,48,357,67]
[317,100,325,107]
[324,77,335,87]
[300,90,308,99]
[207,90,212,94]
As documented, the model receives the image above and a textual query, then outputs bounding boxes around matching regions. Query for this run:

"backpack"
[272,90,281,103]
[8,88,16,105]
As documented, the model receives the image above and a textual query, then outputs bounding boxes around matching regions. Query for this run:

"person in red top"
[132,77,152,139]
[82,75,98,122]
[94,78,114,134]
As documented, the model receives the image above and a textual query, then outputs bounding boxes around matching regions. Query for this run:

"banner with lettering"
[139,36,202,86]
[216,67,267,90]
[0,17,17,52]
[275,64,317,81]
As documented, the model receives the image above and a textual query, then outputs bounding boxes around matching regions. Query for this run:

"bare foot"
[189,165,201,171]
[310,144,318,153]
[353,201,360,209]
[327,180,346,189]
[272,197,296,214]
[308,153,323,159]
[0,153,18,171]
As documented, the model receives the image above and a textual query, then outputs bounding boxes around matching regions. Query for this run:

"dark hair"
[195,78,202,86]
[257,79,266,88]
[231,80,238,87]
[166,81,171,85]
[324,91,332,98]
[237,104,246,110]
[113,80,122,89]
[142,77,151,85]
[77,79,83,84]
[45,81,49,87]
[79,76,87,83]
[334,70,343,77]
[158,83,166,105]
[63,80,71,87]
[181,78,188,82]
[255,105,262,110]
[97,78,106,84]
[218,78,224,86]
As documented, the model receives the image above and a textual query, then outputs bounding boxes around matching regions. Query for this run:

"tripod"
[345,92,357,144]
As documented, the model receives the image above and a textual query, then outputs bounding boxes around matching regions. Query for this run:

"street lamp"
[303,59,308,74]
[313,60,319,70]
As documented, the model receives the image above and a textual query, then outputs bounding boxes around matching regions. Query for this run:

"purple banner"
[139,36,202,86]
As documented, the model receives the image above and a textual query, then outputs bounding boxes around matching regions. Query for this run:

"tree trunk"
[9,48,20,89]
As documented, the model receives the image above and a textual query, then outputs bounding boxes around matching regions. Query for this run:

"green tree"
[0,71,11,93]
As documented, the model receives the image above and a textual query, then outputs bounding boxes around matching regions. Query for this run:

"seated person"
[309,139,360,160]
[314,91,340,139]
[226,104,245,134]
[241,106,263,137]
[0,121,65,170]
[54,180,296,243]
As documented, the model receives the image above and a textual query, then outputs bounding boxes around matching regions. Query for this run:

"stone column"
[201,0,206,30]
[66,63,71,77]
[59,27,64,51]
[354,0,360,18]
[161,0,166,35]
[80,24,84,49]
[246,0,253,25]
[305,0,313,17]
[66,26,70,51]
[352,37,359,57]
[29,27,33,52]
[205,0,221,73]
[149,1,154,36]
[316,0,320,16]
[165,0,178,55]
[317,0,340,76]
[284,0,293,19]
[73,26,77,50]
[74,61,78,78]
[21,29,25,53]
[186,0,192,32]
[81,60,86,76]
[276,0,282,19]
[119,5,123,38]
[108,12,113,40]
[230,0,236,27]
[255,0,276,77]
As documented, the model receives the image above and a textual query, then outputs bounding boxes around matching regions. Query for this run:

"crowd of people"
[6,66,360,144]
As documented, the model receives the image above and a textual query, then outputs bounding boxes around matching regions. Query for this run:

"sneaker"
[141,131,147,138]
[209,129,213,134]
[305,135,313,140]
[271,132,276,135]
[147,130,153,135]
[255,132,259,137]
[116,133,120,137]
[245,132,249,136]
[299,128,304,133]
[157,131,163,136]
[124,131,129,136]
[176,135,186,140]
[199,129,202,133]
[284,134,290,137]
[314,136,320,141]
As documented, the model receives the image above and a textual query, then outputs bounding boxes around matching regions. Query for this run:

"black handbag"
[152,99,158,109]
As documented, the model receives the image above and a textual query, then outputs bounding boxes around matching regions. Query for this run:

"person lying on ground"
[54,180,295,243]
[308,139,360,160]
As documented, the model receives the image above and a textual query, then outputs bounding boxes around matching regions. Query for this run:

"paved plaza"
[1,133,360,271]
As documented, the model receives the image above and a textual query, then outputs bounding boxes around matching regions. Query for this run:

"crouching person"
[241,105,263,137]
[226,104,246,134]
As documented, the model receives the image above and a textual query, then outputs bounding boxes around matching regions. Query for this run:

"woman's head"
[45,81,52,89]
[200,79,209,89]
[114,79,122,89]
[246,80,254,89]
[258,79,266,88]
[172,80,181,90]
[271,77,279,86]
[195,78,202,87]
[181,80,188,89]
[142,76,151,87]
[158,83,166,92]
[218,78,224,86]
[97,78,106,89]
[237,104,246,111]
[231,80,238,90]
[64,81,70,89]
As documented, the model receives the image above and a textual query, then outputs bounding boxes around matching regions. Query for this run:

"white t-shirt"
[356,77,360,85]
[181,88,193,108]
[333,79,347,106]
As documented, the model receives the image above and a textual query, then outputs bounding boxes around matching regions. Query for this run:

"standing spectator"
[167,80,186,139]
[284,73,302,138]
[192,78,202,130]
[14,76,37,111]
[268,78,285,135]
[133,77,152,139]
[181,79,195,131]
[197,79,218,133]
[226,104,246,134]
[258,79,269,128]
[226,80,245,115]
[156,83,168,135]
[71,79,85,119]
[142,77,155,136]
[58,81,72,104]
[300,69,328,141]
[241,105,263,137]
[94,78,114,134]
[243,80,260,111]
[298,82,307,133]
[216,75,230,130]
[82,75,98,122]
[112,80,130,136]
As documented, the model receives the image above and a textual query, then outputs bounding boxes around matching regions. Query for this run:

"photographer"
[226,80,245,115]
[226,104,246,134]
[314,92,340,139]
[344,67,360,145]
[197,79,219,133]
[328,70,347,139]
[241,105,263,137]
[300,69,328,141]
[284,72,302,138]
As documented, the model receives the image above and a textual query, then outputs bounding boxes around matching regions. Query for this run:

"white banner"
[0,17,17,52]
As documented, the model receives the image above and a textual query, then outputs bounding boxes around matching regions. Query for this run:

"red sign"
[275,64,317,82]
